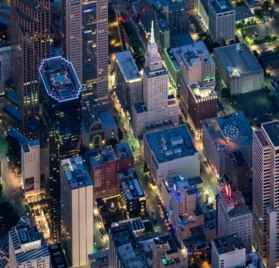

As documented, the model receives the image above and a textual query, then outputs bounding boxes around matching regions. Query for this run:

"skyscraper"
[39,56,82,243]
[60,156,93,267]
[3,0,51,137]
[252,121,279,267]
[132,22,179,137]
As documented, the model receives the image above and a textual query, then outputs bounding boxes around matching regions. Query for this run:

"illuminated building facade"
[214,43,264,95]
[132,22,179,137]
[252,121,279,267]
[202,111,252,177]
[187,82,217,131]
[3,0,51,138]
[39,56,82,243]
[217,185,252,253]
[60,156,93,267]
[115,50,142,117]
[179,41,215,118]
[9,217,50,268]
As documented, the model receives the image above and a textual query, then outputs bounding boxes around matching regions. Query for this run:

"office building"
[115,142,134,170]
[152,235,188,268]
[0,8,10,42]
[115,50,142,116]
[121,176,146,218]
[9,217,50,268]
[60,156,93,267]
[143,125,199,187]
[211,234,246,268]
[208,0,235,43]
[88,146,118,199]
[252,121,279,267]
[217,185,252,253]
[179,41,215,117]
[132,22,179,137]
[62,0,82,82]
[48,244,69,268]
[39,56,82,243]
[202,111,252,177]
[88,250,109,268]
[109,223,149,268]
[21,139,40,194]
[214,43,264,95]
[198,0,209,29]
[0,45,10,95]
[187,82,217,132]
[3,0,51,138]
[228,150,251,194]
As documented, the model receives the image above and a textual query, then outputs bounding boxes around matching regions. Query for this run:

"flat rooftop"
[228,150,248,167]
[61,156,92,189]
[99,110,118,129]
[38,56,82,103]
[203,111,252,152]
[22,139,40,153]
[212,234,245,255]
[170,33,194,47]
[122,178,145,200]
[115,142,133,159]
[90,146,116,167]
[234,5,254,21]
[88,250,109,268]
[48,243,68,268]
[262,121,279,147]
[214,43,263,77]
[188,82,217,102]
[210,0,234,13]
[173,41,214,71]
[115,50,142,83]
[144,125,197,164]
[111,224,148,268]
[153,235,181,254]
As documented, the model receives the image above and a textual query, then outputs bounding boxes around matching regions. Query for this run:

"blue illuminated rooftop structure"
[38,56,82,103]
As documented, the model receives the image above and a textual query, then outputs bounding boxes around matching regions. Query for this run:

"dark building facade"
[3,0,51,138]
[39,57,82,243]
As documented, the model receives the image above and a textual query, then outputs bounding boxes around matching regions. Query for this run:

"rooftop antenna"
[151,21,155,44]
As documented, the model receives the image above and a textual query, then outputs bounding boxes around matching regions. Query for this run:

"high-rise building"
[252,121,279,267]
[115,50,142,117]
[186,82,217,132]
[21,139,40,194]
[115,142,134,170]
[3,0,51,137]
[202,111,252,177]
[132,22,179,137]
[62,0,82,82]
[60,156,93,267]
[211,234,246,268]
[143,125,200,187]
[39,56,82,243]
[208,0,235,43]
[9,216,50,268]
[0,45,11,95]
[217,185,252,253]
[228,150,251,194]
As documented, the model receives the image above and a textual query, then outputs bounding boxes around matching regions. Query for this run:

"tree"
[221,87,230,98]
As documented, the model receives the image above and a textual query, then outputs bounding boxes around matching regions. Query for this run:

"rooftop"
[210,0,234,13]
[115,142,133,159]
[234,4,254,21]
[90,146,116,167]
[144,125,197,164]
[9,216,49,262]
[99,110,118,129]
[111,224,148,268]
[22,139,40,153]
[122,178,145,200]
[48,243,69,268]
[88,250,109,268]
[170,33,194,47]
[228,150,248,167]
[61,156,92,189]
[153,235,182,254]
[212,234,245,255]
[115,50,142,83]
[20,0,49,12]
[214,43,263,77]
[262,120,279,147]
[203,111,252,152]
[134,102,148,114]
[188,82,217,102]
[170,41,214,71]
[38,56,82,103]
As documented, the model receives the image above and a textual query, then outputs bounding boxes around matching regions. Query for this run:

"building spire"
[151,21,155,44]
